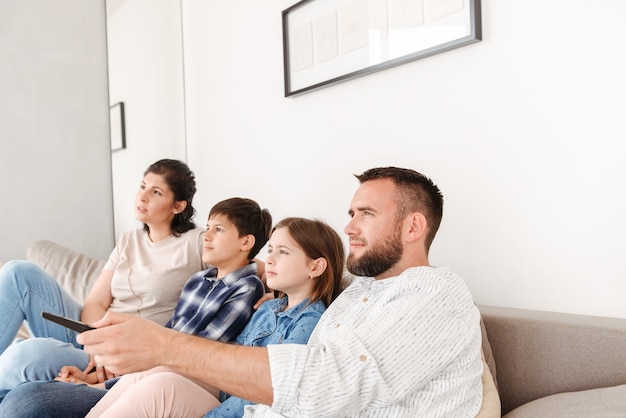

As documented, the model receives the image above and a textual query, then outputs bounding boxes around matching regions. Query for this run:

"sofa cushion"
[476,350,501,418]
[26,240,104,304]
[480,316,498,391]
[503,384,626,418]
[13,241,103,340]
[479,304,626,414]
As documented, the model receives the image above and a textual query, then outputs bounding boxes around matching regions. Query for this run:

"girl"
[85,217,345,418]
[0,159,204,391]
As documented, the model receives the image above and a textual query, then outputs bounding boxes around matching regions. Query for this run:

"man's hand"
[76,355,116,383]
[76,311,174,376]
[78,311,274,405]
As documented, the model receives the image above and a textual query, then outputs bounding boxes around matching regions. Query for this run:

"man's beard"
[347,227,403,277]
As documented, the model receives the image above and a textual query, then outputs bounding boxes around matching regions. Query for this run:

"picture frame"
[282,0,482,97]
[109,101,126,151]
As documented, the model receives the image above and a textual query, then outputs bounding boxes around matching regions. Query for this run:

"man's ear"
[405,212,428,243]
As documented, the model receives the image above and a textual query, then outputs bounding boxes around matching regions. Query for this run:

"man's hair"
[209,197,272,259]
[355,167,444,251]
[272,217,345,307]
[143,159,197,236]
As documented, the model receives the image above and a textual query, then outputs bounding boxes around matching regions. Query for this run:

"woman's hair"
[272,217,345,307]
[142,159,197,236]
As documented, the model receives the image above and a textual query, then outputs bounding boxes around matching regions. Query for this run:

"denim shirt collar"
[270,297,326,320]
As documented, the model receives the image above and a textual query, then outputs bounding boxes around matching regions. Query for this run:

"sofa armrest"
[478,304,626,415]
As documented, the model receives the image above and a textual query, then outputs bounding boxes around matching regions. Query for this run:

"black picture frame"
[110,101,126,151]
[282,0,482,97]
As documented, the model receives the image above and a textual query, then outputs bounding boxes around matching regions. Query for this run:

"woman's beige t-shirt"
[103,227,204,326]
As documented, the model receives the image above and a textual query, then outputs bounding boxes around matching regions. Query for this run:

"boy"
[162,197,272,343]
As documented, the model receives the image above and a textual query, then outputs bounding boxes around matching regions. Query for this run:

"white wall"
[181,0,626,319]
[107,0,187,240]
[0,0,113,261]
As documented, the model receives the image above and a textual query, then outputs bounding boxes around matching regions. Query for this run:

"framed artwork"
[282,0,482,96]
[110,101,126,151]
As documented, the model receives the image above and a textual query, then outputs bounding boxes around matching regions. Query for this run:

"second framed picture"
[110,101,126,152]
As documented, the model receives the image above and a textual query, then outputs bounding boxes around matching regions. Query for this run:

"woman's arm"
[80,269,114,324]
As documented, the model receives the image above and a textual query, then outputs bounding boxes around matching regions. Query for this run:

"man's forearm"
[80,313,275,406]
[165,332,274,405]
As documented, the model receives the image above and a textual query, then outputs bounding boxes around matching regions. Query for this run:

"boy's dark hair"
[143,159,197,236]
[209,197,272,260]
[356,167,444,251]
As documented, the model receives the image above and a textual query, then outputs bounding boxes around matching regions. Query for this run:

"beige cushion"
[15,240,105,339]
[26,240,104,303]
[476,350,502,418]
[14,240,105,338]
[503,384,626,418]
[480,316,498,392]
[16,240,105,338]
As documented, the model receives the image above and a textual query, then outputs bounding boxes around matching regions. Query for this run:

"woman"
[0,158,205,391]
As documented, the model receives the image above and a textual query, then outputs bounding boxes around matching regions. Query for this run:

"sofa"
[479,304,626,417]
[8,240,626,417]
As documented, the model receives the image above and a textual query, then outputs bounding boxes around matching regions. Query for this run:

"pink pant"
[85,366,221,418]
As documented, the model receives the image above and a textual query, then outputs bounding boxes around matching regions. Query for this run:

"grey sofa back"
[478,304,626,415]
